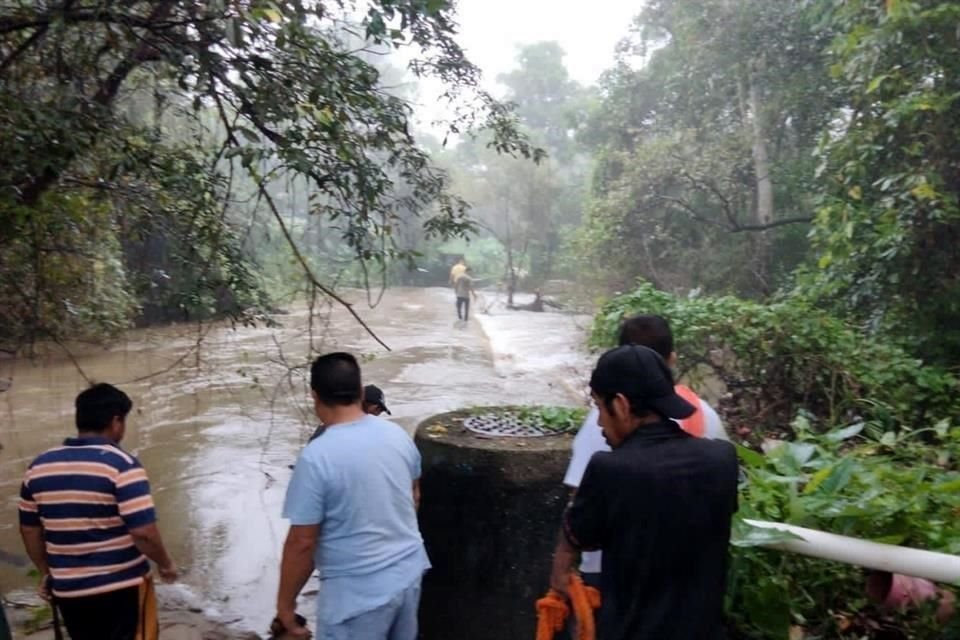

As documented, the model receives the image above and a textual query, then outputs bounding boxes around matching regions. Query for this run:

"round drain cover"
[463,412,573,438]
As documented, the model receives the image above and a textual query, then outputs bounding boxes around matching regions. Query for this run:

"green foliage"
[729,417,960,639]
[593,282,960,637]
[116,133,269,324]
[805,0,960,364]
[512,405,588,433]
[592,282,960,439]
[0,194,137,348]
[572,141,784,295]
[0,0,538,347]
[576,0,835,296]
[21,605,53,635]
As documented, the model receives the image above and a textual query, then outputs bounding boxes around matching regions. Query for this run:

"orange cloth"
[675,384,705,438]
[135,575,158,640]
[535,591,568,640]
[535,575,601,640]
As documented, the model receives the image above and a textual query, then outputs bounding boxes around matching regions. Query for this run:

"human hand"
[37,574,52,602]
[272,610,311,638]
[157,562,178,583]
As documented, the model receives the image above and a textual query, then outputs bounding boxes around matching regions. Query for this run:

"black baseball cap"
[363,384,391,415]
[589,345,696,419]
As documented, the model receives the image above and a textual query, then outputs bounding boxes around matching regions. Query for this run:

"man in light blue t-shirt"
[274,352,430,639]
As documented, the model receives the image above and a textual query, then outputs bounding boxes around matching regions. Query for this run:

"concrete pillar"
[415,410,574,640]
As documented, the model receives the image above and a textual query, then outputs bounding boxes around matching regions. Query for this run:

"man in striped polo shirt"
[18,383,177,640]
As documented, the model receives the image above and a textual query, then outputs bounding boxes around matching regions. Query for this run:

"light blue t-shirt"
[283,414,430,623]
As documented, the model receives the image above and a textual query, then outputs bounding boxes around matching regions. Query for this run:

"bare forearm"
[130,524,173,568]
[555,488,580,569]
[549,523,579,594]
[277,539,315,613]
[553,529,577,574]
[20,526,49,575]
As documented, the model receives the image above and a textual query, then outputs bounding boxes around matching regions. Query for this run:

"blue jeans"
[317,579,421,640]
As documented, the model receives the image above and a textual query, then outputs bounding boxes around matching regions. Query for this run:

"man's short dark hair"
[310,352,362,406]
[75,383,132,432]
[617,314,674,358]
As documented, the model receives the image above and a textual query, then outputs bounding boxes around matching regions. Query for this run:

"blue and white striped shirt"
[19,436,156,598]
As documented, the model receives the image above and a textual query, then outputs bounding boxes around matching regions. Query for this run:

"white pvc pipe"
[745,519,960,585]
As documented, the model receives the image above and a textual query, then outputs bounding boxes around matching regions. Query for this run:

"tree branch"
[654,196,811,233]
[16,1,178,205]
[0,24,48,74]
[730,216,812,232]
[0,9,205,36]
[260,181,392,351]
[653,195,730,231]
[206,67,336,193]
[210,87,390,351]
[676,165,741,229]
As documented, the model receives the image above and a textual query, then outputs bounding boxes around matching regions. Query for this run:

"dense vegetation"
[577,4,960,636]
[0,0,537,351]
[577,0,960,365]
[592,283,960,637]
[732,420,960,639]
[592,283,959,442]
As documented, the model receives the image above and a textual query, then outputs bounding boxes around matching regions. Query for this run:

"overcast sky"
[408,0,641,135]
[454,0,640,88]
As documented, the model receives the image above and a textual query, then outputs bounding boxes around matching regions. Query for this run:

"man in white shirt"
[559,314,728,582]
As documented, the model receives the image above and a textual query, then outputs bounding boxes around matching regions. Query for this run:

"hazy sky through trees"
[455,0,639,85]
[410,0,640,136]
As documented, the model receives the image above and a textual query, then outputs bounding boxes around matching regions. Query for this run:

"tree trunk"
[502,194,516,307]
[505,229,516,307]
[745,62,774,293]
[748,77,774,230]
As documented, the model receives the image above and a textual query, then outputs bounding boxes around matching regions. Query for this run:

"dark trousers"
[456,296,470,320]
[0,601,10,640]
[57,585,139,640]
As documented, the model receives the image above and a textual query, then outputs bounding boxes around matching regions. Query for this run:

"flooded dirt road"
[0,287,592,634]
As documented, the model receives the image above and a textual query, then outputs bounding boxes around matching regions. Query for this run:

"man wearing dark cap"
[308,384,391,442]
[362,384,391,416]
[550,345,739,640]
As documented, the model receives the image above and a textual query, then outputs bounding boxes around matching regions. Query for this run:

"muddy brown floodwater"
[0,287,592,635]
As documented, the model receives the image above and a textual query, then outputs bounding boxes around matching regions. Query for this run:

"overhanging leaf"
[737,444,766,468]
[826,423,864,442]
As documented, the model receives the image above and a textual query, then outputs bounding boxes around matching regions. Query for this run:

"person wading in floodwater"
[449,256,467,287]
[18,383,178,640]
[550,345,738,640]
[274,353,430,639]
[453,267,478,322]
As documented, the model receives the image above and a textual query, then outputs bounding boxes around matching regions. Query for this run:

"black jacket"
[565,420,739,640]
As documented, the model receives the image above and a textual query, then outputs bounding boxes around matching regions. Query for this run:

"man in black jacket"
[550,345,739,640]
